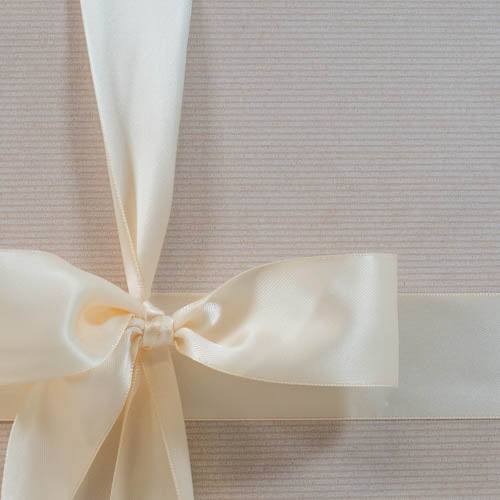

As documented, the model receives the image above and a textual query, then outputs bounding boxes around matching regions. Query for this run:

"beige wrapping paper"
[0,0,495,498]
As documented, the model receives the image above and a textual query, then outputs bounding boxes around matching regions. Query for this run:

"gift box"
[0,1,499,498]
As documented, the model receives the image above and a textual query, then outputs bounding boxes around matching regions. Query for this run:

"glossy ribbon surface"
[0,0,399,498]
[0,251,397,499]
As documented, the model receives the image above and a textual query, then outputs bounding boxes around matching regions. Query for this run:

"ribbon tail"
[0,384,31,420]
[1,333,139,500]
[109,348,193,500]
[143,346,194,500]
[72,408,128,500]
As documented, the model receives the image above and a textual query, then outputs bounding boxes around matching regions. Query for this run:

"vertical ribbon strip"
[80,0,192,300]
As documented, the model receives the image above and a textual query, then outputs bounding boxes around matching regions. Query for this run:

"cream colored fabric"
[0,0,401,498]
[1,0,499,498]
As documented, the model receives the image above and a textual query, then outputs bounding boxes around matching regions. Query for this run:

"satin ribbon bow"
[0,250,398,500]
[0,0,399,499]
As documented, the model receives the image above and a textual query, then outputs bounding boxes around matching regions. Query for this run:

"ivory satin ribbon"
[0,1,402,498]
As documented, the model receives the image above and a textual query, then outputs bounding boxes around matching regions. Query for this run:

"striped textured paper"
[1,0,499,497]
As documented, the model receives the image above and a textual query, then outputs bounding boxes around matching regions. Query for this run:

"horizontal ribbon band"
[2,293,498,422]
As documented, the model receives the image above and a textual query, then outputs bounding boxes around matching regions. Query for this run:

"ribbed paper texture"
[1,0,499,497]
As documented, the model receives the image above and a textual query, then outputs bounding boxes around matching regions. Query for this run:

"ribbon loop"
[172,254,399,387]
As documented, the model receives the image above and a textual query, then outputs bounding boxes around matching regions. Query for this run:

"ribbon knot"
[126,301,175,350]
[143,301,175,349]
